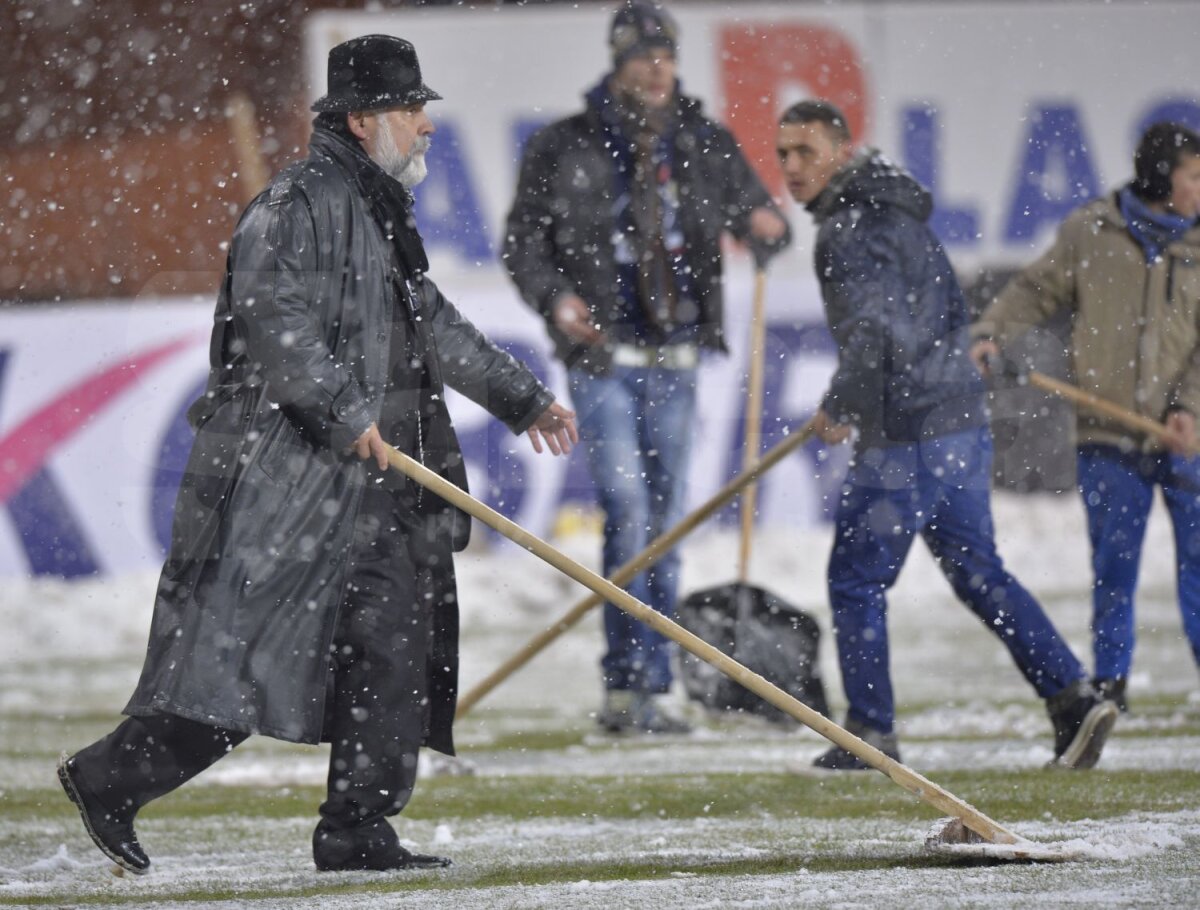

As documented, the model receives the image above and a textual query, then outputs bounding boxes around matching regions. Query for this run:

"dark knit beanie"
[610,1,678,68]
[1132,121,1200,202]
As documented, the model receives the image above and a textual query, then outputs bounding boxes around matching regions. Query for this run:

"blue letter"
[901,104,980,246]
[722,321,843,526]
[0,349,101,577]
[455,339,550,537]
[414,119,493,261]
[1004,105,1101,242]
[1136,98,1200,141]
[151,377,207,555]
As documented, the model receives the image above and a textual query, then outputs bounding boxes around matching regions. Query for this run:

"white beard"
[372,127,430,189]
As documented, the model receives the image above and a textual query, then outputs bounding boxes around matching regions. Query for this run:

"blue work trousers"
[569,365,697,693]
[828,428,1085,734]
[1076,444,1200,679]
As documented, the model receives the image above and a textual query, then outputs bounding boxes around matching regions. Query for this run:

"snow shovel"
[385,444,1085,862]
[455,417,817,719]
[677,268,828,722]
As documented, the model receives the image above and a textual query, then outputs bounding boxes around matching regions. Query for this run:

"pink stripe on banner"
[0,334,204,504]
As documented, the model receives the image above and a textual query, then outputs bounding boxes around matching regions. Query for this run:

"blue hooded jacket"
[809,150,986,446]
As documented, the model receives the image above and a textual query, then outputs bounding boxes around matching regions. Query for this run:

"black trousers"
[70,484,452,858]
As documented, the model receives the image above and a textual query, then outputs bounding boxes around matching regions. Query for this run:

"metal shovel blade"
[925,817,1083,862]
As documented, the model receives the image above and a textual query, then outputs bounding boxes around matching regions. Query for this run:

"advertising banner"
[2,1,1193,578]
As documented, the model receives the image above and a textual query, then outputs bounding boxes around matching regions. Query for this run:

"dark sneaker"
[597,691,692,735]
[596,690,637,733]
[632,693,693,735]
[57,752,150,874]
[1048,681,1120,769]
[1093,677,1129,713]
[812,718,900,771]
[314,821,451,872]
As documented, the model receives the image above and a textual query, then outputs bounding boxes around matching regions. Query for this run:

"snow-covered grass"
[2,492,1199,907]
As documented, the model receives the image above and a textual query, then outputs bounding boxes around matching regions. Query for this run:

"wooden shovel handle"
[386,443,1021,847]
[455,418,816,718]
[738,269,769,583]
[1028,371,1197,456]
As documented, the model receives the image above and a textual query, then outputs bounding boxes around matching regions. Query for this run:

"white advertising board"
[2,2,1193,578]
[0,288,836,579]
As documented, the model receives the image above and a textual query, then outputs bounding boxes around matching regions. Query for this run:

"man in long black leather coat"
[58,34,576,874]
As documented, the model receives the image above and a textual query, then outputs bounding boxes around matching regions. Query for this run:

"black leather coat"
[125,128,553,746]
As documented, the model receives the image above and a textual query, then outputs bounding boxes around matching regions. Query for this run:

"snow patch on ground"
[3,493,1200,907]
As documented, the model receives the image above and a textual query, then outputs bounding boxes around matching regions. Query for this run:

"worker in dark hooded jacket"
[57,34,576,876]
[776,99,1116,771]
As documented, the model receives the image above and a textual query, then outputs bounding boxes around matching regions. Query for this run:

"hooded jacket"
[810,150,986,446]
[973,191,1200,451]
[124,126,553,749]
[503,78,788,372]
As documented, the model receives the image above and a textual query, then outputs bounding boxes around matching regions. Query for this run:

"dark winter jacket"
[125,127,553,749]
[503,78,788,372]
[809,150,986,446]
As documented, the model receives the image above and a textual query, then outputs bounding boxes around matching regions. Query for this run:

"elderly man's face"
[612,49,677,110]
[351,104,435,187]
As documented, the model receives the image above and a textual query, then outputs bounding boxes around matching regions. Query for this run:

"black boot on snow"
[57,752,150,874]
[314,819,451,871]
[812,718,900,771]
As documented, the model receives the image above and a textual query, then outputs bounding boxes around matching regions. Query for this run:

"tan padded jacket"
[973,193,1200,450]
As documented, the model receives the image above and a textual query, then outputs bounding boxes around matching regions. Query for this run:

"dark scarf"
[586,77,694,341]
[1118,184,1194,263]
[309,120,430,279]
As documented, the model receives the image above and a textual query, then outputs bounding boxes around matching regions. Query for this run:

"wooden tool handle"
[388,443,1020,846]
[455,418,815,718]
[738,269,769,583]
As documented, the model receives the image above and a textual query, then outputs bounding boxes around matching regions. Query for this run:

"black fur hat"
[311,34,442,113]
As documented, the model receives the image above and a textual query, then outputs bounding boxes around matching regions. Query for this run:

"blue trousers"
[1076,444,1200,679]
[569,366,697,693]
[828,428,1085,734]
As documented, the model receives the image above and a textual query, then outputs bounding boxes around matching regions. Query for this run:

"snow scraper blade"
[924,817,1085,862]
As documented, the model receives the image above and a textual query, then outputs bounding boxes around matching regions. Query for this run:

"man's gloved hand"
[748,206,789,270]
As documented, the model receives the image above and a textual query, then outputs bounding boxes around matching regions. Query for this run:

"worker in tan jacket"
[971,121,1200,711]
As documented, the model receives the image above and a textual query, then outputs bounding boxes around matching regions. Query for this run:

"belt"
[608,343,699,370]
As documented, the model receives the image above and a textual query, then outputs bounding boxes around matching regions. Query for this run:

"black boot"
[1093,676,1129,713]
[1047,680,1119,769]
[812,718,900,771]
[313,819,451,871]
[57,753,150,874]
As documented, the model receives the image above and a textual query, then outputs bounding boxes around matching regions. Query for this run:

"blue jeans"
[569,366,697,693]
[828,428,1085,734]
[1077,444,1200,679]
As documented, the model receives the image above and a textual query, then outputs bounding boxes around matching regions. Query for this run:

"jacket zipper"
[400,277,426,509]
